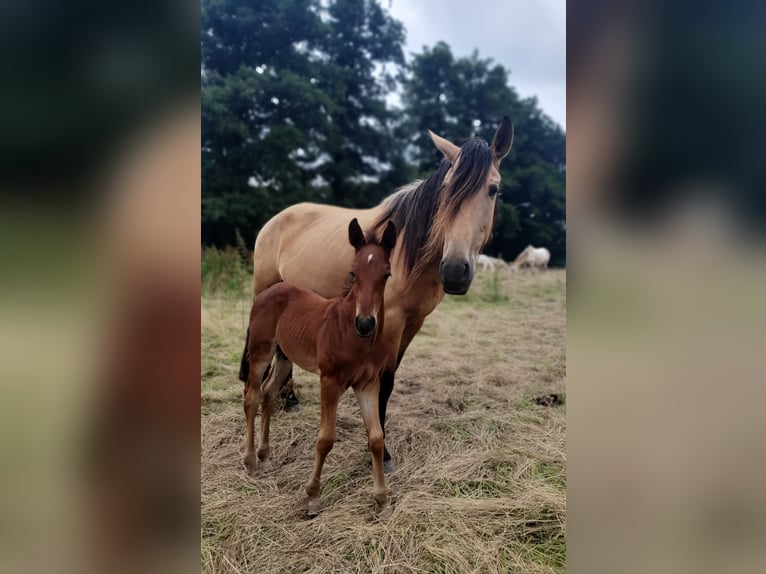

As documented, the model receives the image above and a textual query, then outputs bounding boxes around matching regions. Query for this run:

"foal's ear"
[491,116,514,160]
[348,218,366,250]
[381,220,397,253]
[428,130,460,164]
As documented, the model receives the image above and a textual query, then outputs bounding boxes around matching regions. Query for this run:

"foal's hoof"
[383,459,396,474]
[243,454,258,477]
[376,504,393,522]
[306,498,321,518]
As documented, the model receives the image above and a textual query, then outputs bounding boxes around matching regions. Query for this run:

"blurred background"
[0,1,199,573]
[568,1,766,573]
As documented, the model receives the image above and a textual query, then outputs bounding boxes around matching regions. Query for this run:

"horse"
[240,218,397,516]
[510,245,551,271]
[247,117,514,472]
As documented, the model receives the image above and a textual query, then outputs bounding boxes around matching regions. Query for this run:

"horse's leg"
[257,347,292,464]
[305,377,341,517]
[278,367,300,412]
[243,342,275,477]
[378,367,396,473]
[379,317,425,473]
[354,380,388,514]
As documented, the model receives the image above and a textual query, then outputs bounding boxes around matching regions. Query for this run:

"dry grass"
[201,268,566,573]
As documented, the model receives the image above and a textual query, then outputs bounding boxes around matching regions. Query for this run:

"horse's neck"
[389,260,444,318]
[331,293,356,324]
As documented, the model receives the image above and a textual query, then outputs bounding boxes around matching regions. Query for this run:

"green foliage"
[201,246,249,297]
[202,0,408,247]
[202,0,566,266]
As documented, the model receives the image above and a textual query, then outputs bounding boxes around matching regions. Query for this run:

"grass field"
[201,255,566,573]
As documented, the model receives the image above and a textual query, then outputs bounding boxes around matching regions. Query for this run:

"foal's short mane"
[373,138,494,282]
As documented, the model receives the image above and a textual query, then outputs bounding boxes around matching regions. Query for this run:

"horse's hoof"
[377,504,393,522]
[283,399,301,413]
[306,498,321,518]
[243,455,258,477]
[383,459,396,474]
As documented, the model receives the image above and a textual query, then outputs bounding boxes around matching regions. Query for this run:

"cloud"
[388,0,566,129]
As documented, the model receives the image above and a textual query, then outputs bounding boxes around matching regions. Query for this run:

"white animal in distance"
[511,245,550,271]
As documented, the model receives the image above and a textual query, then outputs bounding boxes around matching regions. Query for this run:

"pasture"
[201,254,566,573]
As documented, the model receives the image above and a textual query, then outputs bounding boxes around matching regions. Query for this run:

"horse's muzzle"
[355,316,376,338]
[439,259,473,295]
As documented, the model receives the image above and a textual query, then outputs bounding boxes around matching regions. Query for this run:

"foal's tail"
[238,327,250,383]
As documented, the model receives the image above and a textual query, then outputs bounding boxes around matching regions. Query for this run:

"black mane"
[374,138,493,276]
[374,161,449,275]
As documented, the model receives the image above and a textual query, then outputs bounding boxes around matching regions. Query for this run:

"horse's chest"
[401,289,443,318]
[319,346,381,387]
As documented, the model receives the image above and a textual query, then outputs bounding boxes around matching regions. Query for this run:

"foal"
[241,218,397,515]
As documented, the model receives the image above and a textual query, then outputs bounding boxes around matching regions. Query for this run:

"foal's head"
[346,218,397,338]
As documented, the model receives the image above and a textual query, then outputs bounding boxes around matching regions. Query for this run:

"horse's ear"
[491,116,514,160]
[381,220,397,253]
[348,218,366,250]
[428,130,460,164]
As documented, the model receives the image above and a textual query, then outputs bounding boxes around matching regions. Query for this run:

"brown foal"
[241,218,397,516]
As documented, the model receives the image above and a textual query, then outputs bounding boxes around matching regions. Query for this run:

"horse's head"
[347,218,397,338]
[428,117,514,294]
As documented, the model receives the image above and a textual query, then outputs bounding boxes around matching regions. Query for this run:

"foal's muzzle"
[354,316,376,338]
[439,258,473,295]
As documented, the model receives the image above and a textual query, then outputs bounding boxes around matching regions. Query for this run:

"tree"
[201,0,407,246]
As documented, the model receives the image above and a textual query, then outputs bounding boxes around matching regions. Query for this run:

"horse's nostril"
[463,263,470,276]
[355,316,375,335]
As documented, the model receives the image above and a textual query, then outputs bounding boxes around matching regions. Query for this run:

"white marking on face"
[367,253,373,264]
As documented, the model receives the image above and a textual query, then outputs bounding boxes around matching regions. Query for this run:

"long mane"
[373,138,493,283]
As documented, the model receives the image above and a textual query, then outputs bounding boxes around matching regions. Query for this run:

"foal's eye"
[488,184,500,197]
[348,272,356,283]
[384,271,392,280]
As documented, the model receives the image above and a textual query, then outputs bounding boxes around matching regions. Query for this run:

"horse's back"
[253,202,378,298]
[252,281,327,318]
[534,247,551,266]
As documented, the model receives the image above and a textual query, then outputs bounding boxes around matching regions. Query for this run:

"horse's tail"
[238,327,250,383]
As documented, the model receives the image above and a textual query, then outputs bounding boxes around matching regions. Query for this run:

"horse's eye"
[488,184,500,197]
[348,272,356,283]
[384,271,392,280]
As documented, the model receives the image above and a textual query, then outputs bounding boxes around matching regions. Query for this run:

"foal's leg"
[243,343,275,476]
[257,347,292,464]
[354,380,388,512]
[305,377,342,516]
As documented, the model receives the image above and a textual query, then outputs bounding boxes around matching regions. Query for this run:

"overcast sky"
[386,0,566,130]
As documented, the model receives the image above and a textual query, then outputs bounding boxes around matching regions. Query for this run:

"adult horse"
[249,117,514,472]
[511,245,551,270]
